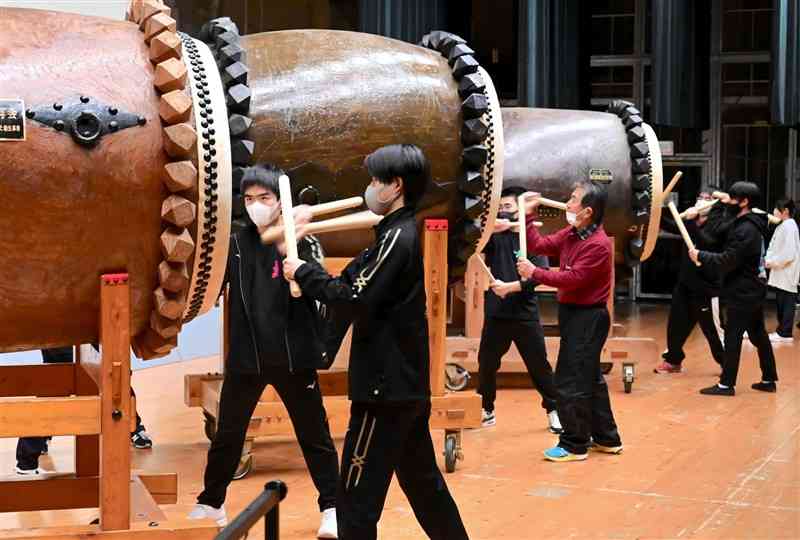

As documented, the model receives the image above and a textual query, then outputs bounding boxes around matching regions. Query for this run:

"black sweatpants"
[664,283,725,366]
[477,317,557,413]
[720,303,779,388]
[774,288,798,338]
[337,400,468,540]
[555,304,621,455]
[197,367,338,511]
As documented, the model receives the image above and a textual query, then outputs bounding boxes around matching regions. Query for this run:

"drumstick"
[278,175,302,298]
[535,196,567,211]
[667,201,701,267]
[308,196,363,218]
[679,199,718,219]
[471,253,495,282]
[660,171,683,202]
[517,193,528,259]
[261,210,382,244]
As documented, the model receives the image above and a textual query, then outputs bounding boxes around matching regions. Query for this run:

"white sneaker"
[769,332,794,343]
[481,409,496,427]
[15,466,40,476]
[187,503,228,527]
[317,507,338,539]
[547,410,563,434]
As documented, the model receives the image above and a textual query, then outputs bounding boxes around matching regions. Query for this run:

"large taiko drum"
[501,107,664,267]
[0,6,505,357]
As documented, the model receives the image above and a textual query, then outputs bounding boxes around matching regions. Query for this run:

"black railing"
[214,481,288,540]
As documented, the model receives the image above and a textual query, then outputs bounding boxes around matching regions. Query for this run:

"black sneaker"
[131,429,153,449]
[751,382,777,393]
[700,384,735,396]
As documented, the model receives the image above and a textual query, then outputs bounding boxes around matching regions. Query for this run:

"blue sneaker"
[543,446,587,462]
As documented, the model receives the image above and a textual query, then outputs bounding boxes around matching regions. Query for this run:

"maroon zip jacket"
[524,219,613,306]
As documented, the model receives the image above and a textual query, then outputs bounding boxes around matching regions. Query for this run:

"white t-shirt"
[766,218,800,293]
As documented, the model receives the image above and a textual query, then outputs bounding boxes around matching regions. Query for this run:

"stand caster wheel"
[622,362,635,394]
[445,363,470,392]
[444,434,457,473]
[233,452,254,480]
[203,411,217,441]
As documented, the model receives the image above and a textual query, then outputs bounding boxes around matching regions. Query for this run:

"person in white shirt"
[765,199,800,342]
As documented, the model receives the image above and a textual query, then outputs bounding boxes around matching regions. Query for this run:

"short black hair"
[728,181,761,209]
[501,186,526,199]
[775,198,796,217]
[240,164,283,198]
[573,180,607,224]
[364,144,430,208]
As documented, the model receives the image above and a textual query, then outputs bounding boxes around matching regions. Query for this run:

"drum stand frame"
[0,273,219,539]
[184,221,482,477]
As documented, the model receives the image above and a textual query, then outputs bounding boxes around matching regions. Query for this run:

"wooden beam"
[0,472,178,514]
[423,221,448,396]
[0,520,219,539]
[130,476,167,523]
[0,364,75,397]
[135,472,178,505]
[99,274,132,531]
[184,373,222,407]
[0,474,98,512]
[430,393,482,429]
[78,343,102,392]
[75,361,99,477]
[0,396,100,437]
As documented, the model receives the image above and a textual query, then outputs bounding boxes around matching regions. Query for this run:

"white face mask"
[566,211,577,226]
[246,201,278,227]
[364,182,400,215]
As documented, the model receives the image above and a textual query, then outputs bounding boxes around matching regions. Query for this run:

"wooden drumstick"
[278,174,302,298]
[308,196,364,218]
[679,199,718,219]
[535,196,567,211]
[667,201,701,266]
[517,193,529,259]
[660,171,683,202]
[471,253,495,282]
[261,210,382,244]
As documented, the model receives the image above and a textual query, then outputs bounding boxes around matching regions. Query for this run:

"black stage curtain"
[517,0,585,109]
[358,0,448,44]
[651,0,710,128]
[772,0,800,126]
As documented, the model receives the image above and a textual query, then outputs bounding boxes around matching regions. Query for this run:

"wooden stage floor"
[1,302,798,539]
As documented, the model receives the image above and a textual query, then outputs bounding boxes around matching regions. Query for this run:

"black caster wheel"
[203,411,217,441]
[444,434,458,473]
[233,452,254,480]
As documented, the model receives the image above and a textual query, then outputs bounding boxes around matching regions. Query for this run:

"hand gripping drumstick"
[679,199,718,219]
[667,201,701,267]
[278,174,302,298]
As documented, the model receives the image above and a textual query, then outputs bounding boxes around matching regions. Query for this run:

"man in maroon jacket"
[517,181,623,462]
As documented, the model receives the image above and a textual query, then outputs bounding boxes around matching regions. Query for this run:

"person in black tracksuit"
[656,204,727,372]
[689,181,779,395]
[190,165,339,534]
[478,187,560,432]
[284,144,468,540]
